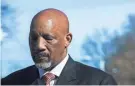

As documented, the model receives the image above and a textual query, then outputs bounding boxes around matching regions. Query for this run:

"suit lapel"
[56,56,79,85]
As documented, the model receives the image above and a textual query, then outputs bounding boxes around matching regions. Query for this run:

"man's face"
[29,19,67,70]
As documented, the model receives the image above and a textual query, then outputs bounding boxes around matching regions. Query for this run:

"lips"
[39,56,49,60]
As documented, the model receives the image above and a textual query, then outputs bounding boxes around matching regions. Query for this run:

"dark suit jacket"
[1,56,117,85]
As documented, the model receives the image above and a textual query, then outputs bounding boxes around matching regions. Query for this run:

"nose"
[37,37,46,52]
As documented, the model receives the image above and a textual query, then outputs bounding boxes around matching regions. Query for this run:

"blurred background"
[1,0,135,84]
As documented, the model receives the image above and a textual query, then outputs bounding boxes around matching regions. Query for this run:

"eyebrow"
[41,34,55,39]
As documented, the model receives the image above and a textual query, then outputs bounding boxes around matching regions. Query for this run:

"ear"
[65,33,72,48]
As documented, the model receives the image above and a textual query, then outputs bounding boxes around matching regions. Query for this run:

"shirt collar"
[38,53,69,78]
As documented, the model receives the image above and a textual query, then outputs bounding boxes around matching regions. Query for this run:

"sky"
[1,0,135,77]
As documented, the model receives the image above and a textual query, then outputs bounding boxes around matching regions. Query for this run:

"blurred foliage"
[82,14,135,85]
[82,28,120,59]
[105,14,135,85]
[1,3,17,38]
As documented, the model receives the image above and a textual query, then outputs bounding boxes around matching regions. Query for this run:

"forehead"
[30,12,68,36]
[31,18,57,33]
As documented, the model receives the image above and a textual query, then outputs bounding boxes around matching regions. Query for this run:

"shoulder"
[68,56,109,77]
[1,65,37,85]
[75,61,107,76]
[2,65,36,78]
[74,61,117,85]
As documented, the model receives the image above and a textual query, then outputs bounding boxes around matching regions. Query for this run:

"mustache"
[33,50,49,57]
[37,52,49,57]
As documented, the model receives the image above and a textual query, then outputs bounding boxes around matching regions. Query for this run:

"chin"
[35,61,52,70]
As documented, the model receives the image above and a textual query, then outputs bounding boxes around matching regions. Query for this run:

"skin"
[29,8,72,70]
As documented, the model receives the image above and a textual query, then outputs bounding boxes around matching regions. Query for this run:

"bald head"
[29,8,72,70]
[31,8,69,34]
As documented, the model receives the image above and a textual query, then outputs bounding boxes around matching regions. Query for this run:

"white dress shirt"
[38,53,69,85]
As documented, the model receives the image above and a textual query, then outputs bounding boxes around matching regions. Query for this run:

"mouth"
[39,56,49,60]
[34,56,50,63]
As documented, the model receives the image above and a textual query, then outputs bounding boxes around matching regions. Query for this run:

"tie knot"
[43,73,55,85]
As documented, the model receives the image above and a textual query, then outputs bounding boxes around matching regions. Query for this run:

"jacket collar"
[55,55,78,85]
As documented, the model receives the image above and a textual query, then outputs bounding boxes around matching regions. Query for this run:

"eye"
[42,35,53,41]
[46,36,53,40]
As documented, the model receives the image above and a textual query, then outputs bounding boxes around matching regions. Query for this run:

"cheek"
[49,40,65,53]
[30,41,37,51]
[29,41,34,50]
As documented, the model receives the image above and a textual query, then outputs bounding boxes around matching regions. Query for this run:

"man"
[1,8,117,85]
